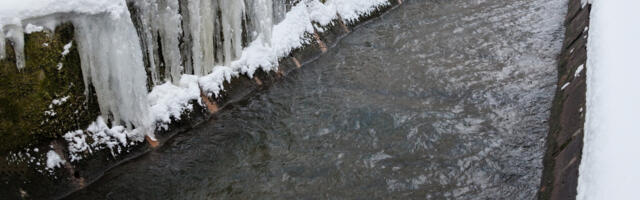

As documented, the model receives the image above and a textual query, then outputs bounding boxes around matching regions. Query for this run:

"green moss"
[0,23,99,153]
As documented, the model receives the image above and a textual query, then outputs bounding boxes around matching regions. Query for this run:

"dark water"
[67,0,565,199]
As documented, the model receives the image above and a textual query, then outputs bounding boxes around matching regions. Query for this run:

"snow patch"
[148,75,202,130]
[24,23,43,33]
[61,41,72,56]
[327,0,390,23]
[577,0,640,199]
[45,150,64,170]
[574,64,584,78]
[561,82,570,90]
[52,96,69,105]
[63,130,90,161]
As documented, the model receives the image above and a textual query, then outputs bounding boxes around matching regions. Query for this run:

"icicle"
[219,0,246,65]
[188,0,217,76]
[137,1,160,85]
[134,0,161,85]
[186,0,202,76]
[272,0,288,24]
[72,12,151,132]
[158,0,183,83]
[0,27,5,60]
[4,24,26,69]
[246,0,274,45]
[136,0,184,84]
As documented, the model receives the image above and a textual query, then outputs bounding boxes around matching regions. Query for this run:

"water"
[66,0,565,199]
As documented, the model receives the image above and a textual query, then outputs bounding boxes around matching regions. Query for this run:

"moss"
[0,23,99,153]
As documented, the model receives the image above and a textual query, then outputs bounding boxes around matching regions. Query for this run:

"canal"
[67,0,566,199]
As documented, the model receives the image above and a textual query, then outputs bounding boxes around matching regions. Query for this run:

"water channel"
[67,0,566,199]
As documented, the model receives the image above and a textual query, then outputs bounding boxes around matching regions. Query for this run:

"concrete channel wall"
[538,0,590,199]
[0,1,402,199]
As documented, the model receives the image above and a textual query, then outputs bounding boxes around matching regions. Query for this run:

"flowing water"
[67,0,565,199]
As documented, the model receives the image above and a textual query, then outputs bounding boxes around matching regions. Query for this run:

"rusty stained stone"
[336,14,351,33]
[200,91,220,114]
[51,140,86,189]
[254,77,263,86]
[275,69,285,79]
[313,31,328,53]
[291,57,302,68]
[144,135,159,148]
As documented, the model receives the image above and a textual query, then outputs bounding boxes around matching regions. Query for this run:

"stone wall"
[0,24,100,153]
[538,0,590,199]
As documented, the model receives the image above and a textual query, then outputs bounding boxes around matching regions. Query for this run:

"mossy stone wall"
[0,23,99,153]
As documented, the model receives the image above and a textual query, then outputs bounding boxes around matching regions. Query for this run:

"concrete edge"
[537,0,590,199]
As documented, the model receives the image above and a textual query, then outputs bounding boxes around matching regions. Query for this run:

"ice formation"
[73,13,153,137]
[0,0,391,161]
[133,0,183,84]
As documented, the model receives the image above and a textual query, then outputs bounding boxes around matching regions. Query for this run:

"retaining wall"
[538,0,590,199]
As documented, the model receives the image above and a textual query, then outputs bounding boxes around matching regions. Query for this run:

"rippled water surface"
[68,0,566,199]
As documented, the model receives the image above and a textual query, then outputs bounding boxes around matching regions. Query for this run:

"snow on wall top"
[0,0,127,25]
[577,0,640,199]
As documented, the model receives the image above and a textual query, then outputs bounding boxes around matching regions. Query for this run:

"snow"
[44,110,56,117]
[60,42,72,56]
[86,117,141,156]
[574,64,584,77]
[0,0,126,25]
[45,150,64,170]
[561,82,570,90]
[24,23,43,33]
[63,130,90,161]
[327,0,390,23]
[198,66,238,98]
[52,96,69,105]
[62,116,148,161]
[577,0,640,199]
[148,75,202,130]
